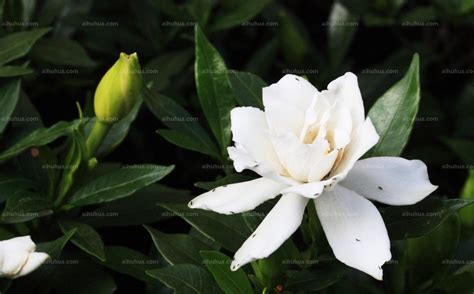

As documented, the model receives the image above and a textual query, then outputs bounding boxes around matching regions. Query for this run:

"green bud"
[94,52,142,123]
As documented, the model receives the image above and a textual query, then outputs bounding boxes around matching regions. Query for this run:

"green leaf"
[327,2,358,69]
[0,172,36,203]
[200,251,253,294]
[37,229,77,259]
[145,225,212,266]
[285,263,346,291]
[2,191,53,223]
[30,38,96,67]
[0,66,33,77]
[460,170,474,228]
[194,174,254,190]
[82,184,190,227]
[68,164,174,207]
[100,246,160,283]
[228,71,266,108]
[195,25,236,153]
[59,220,106,261]
[0,120,81,163]
[160,204,252,252]
[0,28,50,66]
[278,8,312,65]
[212,0,272,31]
[144,49,193,92]
[147,264,221,294]
[51,260,117,294]
[380,197,474,240]
[144,89,219,158]
[0,78,21,133]
[367,54,420,157]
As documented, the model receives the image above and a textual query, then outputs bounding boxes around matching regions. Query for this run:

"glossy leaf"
[0,28,50,66]
[285,263,346,291]
[145,225,212,266]
[2,190,53,223]
[195,25,236,153]
[0,78,21,133]
[59,220,106,261]
[194,174,254,190]
[228,71,266,108]
[159,204,252,252]
[367,54,420,157]
[147,264,221,294]
[0,66,33,77]
[30,38,96,67]
[200,251,253,294]
[212,0,272,31]
[0,120,81,163]
[68,164,174,207]
[380,197,474,240]
[37,229,77,259]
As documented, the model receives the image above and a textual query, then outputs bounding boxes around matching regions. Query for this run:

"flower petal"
[280,178,335,199]
[315,185,391,280]
[326,104,353,149]
[229,107,284,176]
[0,236,35,276]
[340,157,438,205]
[271,133,330,182]
[323,72,365,127]
[308,150,339,182]
[11,252,49,279]
[330,117,379,180]
[231,193,308,270]
[263,75,318,136]
[188,177,288,215]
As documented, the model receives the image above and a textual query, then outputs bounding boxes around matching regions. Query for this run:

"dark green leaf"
[30,38,96,67]
[194,174,254,190]
[0,172,36,203]
[0,28,50,66]
[0,78,21,133]
[285,263,346,291]
[59,220,106,261]
[200,251,253,294]
[0,120,81,163]
[367,54,420,157]
[37,229,76,259]
[160,204,252,252]
[82,184,191,227]
[212,0,272,31]
[195,25,236,153]
[2,190,53,223]
[147,264,221,294]
[100,246,161,283]
[145,225,212,266]
[228,71,266,108]
[381,197,474,240]
[0,66,33,77]
[443,138,474,164]
[144,89,218,158]
[68,164,174,207]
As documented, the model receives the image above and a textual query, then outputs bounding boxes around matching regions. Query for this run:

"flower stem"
[86,119,112,158]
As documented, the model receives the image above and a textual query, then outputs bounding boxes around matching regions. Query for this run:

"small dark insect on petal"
[251,233,256,238]
[313,193,320,196]
[378,266,382,270]
[356,238,360,242]
[229,211,235,214]
[378,186,383,191]
[295,77,300,81]
[211,188,216,192]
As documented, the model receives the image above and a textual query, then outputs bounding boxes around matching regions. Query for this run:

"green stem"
[86,119,112,158]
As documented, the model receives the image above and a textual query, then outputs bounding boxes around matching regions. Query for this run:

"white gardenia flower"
[188,73,437,280]
[0,235,50,279]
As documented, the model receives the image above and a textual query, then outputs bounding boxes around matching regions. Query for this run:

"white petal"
[263,75,318,136]
[315,186,391,280]
[299,93,331,143]
[229,107,284,176]
[11,252,49,279]
[231,193,308,270]
[308,150,339,182]
[0,236,36,277]
[330,117,379,180]
[271,133,330,182]
[280,178,335,199]
[188,178,288,215]
[323,72,365,127]
[325,104,353,149]
[340,157,438,205]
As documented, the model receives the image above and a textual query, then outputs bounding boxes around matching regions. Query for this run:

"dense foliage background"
[0,0,473,293]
